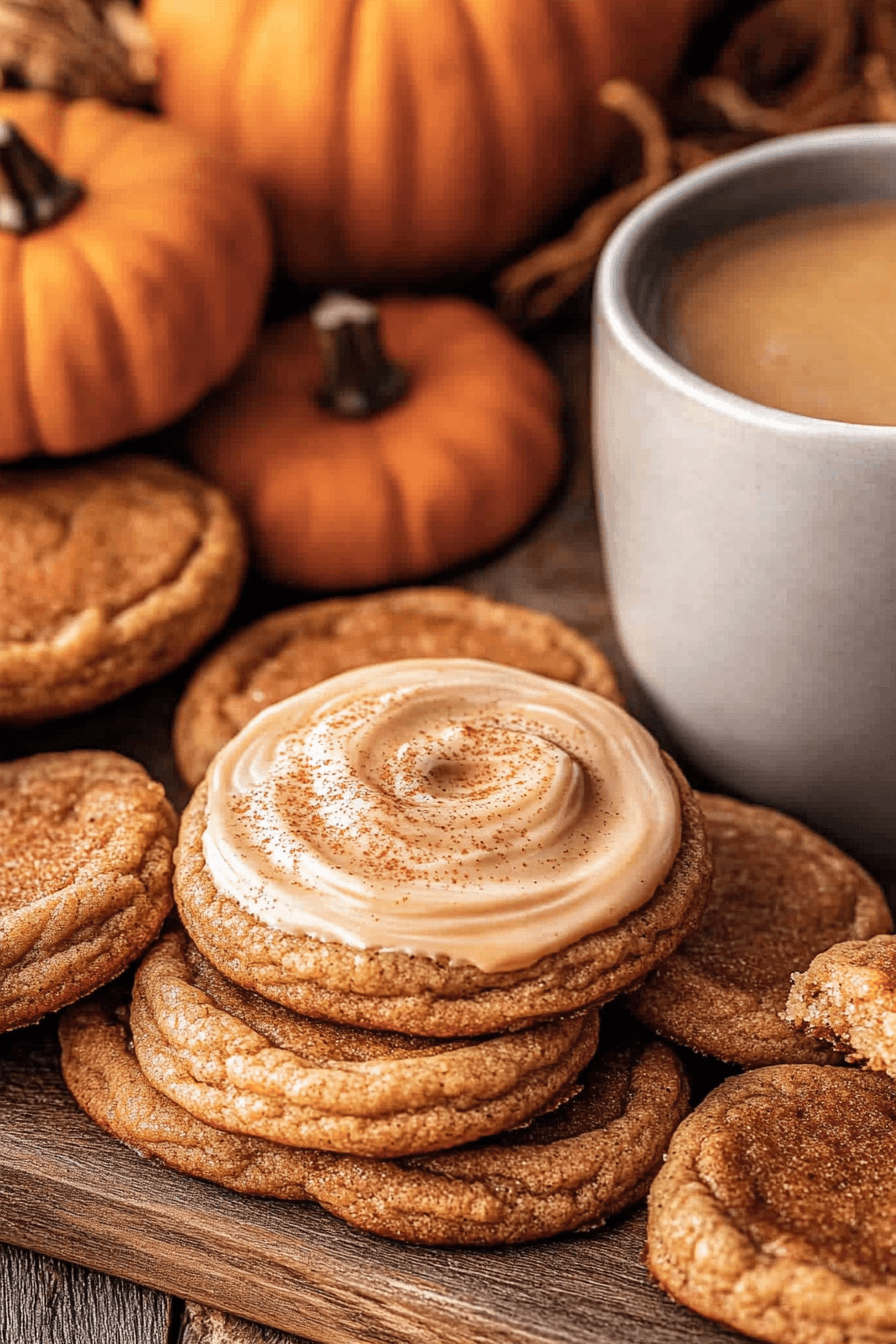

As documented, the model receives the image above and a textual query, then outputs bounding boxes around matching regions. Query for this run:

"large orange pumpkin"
[144,0,715,288]
[0,91,271,460]
[185,294,563,592]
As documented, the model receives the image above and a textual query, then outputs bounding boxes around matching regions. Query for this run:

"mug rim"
[595,123,896,439]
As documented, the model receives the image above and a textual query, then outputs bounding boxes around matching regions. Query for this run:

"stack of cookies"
[59,588,715,1246]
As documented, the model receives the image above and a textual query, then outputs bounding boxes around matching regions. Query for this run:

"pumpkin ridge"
[400,431,499,569]
[88,200,237,391]
[42,88,67,167]
[221,0,262,154]
[331,0,365,271]
[529,0,588,194]
[535,0,589,143]
[27,233,137,450]
[57,96,137,181]
[371,419,421,575]
[6,242,40,455]
[387,1,420,256]
[65,216,215,434]
[449,0,506,250]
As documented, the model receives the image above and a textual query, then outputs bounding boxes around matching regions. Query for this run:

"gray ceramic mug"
[594,126,896,875]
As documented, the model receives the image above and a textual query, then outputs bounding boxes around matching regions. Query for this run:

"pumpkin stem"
[311,292,409,418]
[0,121,83,235]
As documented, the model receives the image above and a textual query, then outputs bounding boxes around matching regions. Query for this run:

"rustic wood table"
[0,317,890,1344]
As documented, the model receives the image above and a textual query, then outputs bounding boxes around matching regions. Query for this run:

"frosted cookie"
[172,586,623,788]
[786,934,896,1075]
[174,659,712,1037]
[625,794,891,1066]
[0,751,176,1031]
[60,995,689,1246]
[128,927,600,1158]
[648,1065,896,1344]
[0,453,245,723]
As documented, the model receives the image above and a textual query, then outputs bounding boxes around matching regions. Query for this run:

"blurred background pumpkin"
[0,90,271,460]
[142,0,722,289]
[185,293,564,591]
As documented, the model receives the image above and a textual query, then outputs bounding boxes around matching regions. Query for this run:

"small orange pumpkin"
[0,91,271,460]
[143,0,714,288]
[185,294,563,592]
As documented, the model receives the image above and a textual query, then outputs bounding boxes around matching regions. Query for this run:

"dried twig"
[495,81,674,325]
[671,139,719,173]
[714,0,857,114]
[863,49,896,118]
[695,72,865,133]
[864,0,896,65]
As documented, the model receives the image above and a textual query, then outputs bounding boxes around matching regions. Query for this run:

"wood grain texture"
[179,1303,311,1344]
[0,1239,173,1343]
[0,1019,743,1344]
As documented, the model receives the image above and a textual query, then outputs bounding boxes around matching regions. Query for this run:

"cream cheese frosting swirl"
[202,659,681,972]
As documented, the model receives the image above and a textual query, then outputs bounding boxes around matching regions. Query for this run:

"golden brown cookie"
[173,754,711,1038]
[0,453,246,724]
[128,927,600,1158]
[60,994,689,1246]
[172,586,623,788]
[0,751,176,1030]
[786,934,896,1075]
[647,1065,896,1344]
[625,794,892,1066]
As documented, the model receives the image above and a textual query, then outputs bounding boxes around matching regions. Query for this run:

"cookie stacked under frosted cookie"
[62,627,712,1245]
[61,986,688,1246]
[127,925,601,1158]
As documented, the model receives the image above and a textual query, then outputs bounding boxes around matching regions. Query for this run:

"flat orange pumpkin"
[144,0,714,287]
[0,91,271,460]
[185,295,564,592]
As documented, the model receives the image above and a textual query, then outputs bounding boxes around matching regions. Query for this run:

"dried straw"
[497,0,896,325]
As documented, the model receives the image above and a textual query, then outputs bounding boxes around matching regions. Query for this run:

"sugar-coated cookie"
[0,751,175,1030]
[128,928,600,1158]
[648,1065,896,1344]
[626,794,892,1065]
[61,995,688,1246]
[0,454,245,723]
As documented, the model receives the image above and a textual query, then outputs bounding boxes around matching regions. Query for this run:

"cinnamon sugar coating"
[0,751,176,1030]
[172,587,623,788]
[0,453,245,723]
[173,755,711,1037]
[648,1065,896,1343]
[60,994,688,1246]
[787,934,896,1075]
[626,794,892,1066]
[128,927,600,1158]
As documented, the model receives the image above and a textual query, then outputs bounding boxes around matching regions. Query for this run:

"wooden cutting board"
[0,1019,740,1344]
[1,327,879,1344]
